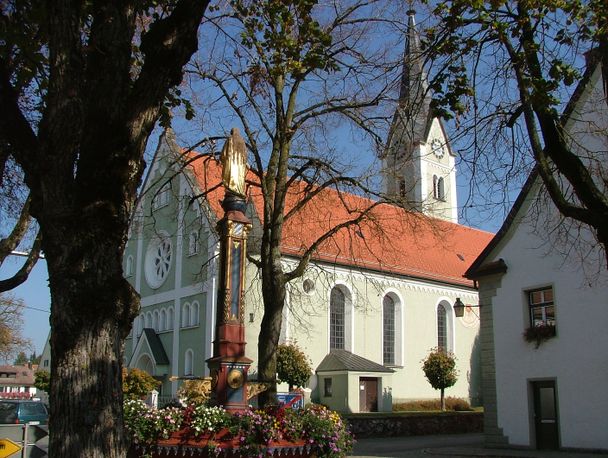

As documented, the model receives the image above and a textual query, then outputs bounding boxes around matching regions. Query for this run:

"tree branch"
[0,231,42,293]
[0,196,32,264]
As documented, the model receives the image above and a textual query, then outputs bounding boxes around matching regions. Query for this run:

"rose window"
[145,233,172,289]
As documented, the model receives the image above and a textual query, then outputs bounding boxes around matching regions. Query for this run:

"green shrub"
[122,368,161,400]
[34,370,50,392]
[276,342,312,390]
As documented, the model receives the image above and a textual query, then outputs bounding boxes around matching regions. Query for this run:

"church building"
[123,11,492,413]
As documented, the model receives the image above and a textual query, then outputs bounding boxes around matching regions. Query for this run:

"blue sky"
[1,256,50,357]
[2,145,508,358]
[0,4,530,359]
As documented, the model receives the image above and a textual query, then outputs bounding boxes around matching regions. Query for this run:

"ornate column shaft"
[207,129,252,412]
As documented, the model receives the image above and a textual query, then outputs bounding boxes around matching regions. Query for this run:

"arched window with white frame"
[159,309,167,331]
[182,303,191,328]
[436,300,454,352]
[184,349,194,376]
[125,255,134,277]
[190,301,199,326]
[437,177,445,201]
[382,291,404,366]
[167,307,174,330]
[188,230,199,256]
[152,310,159,331]
[145,311,152,329]
[330,287,345,350]
[329,285,353,351]
[383,295,396,365]
[138,314,145,336]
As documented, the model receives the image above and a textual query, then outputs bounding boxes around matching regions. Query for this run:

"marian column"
[207,128,253,412]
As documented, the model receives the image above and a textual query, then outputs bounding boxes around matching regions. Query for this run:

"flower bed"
[125,400,353,457]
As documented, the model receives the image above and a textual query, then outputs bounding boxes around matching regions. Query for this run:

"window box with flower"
[523,323,556,348]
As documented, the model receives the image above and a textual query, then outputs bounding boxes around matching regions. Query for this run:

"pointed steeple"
[397,9,432,142]
[380,8,433,160]
[380,7,458,223]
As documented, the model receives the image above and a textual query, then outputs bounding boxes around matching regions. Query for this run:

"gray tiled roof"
[316,350,394,373]
[142,328,170,365]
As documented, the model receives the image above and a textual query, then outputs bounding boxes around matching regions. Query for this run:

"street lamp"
[453,297,480,318]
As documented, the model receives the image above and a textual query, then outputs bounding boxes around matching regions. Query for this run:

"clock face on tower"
[431,139,445,159]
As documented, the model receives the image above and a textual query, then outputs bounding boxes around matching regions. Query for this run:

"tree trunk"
[44,215,138,457]
[440,388,445,412]
[257,261,286,407]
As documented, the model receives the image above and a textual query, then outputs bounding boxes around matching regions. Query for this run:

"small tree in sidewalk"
[422,348,458,411]
[276,343,312,392]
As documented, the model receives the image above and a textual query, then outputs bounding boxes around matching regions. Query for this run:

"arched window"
[125,255,134,277]
[330,287,345,350]
[133,315,140,337]
[167,307,174,330]
[152,310,159,331]
[437,304,447,350]
[437,177,445,201]
[188,231,199,256]
[398,178,406,197]
[181,303,191,328]
[159,309,167,331]
[152,182,171,210]
[190,301,199,326]
[184,349,194,376]
[138,314,145,336]
[433,175,438,199]
[145,312,152,329]
[383,295,396,366]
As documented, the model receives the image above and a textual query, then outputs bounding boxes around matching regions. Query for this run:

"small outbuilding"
[316,350,394,413]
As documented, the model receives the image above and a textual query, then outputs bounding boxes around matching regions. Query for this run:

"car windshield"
[0,402,18,423]
[21,403,46,416]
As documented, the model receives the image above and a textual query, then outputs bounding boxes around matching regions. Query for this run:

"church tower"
[381,9,458,223]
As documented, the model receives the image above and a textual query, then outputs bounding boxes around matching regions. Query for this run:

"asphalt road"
[350,433,484,457]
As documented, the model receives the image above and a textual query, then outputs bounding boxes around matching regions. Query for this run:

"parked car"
[0,400,48,425]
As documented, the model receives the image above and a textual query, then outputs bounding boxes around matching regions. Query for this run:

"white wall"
[486,65,608,449]
[244,261,481,404]
[489,200,608,449]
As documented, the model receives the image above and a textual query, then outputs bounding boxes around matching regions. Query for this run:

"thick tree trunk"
[257,260,286,407]
[43,216,138,457]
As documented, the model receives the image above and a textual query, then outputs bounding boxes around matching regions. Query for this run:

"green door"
[532,380,559,450]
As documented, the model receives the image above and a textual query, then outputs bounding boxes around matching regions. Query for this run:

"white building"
[466,50,608,451]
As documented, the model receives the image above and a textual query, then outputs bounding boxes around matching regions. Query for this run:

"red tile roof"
[0,365,35,387]
[184,153,493,288]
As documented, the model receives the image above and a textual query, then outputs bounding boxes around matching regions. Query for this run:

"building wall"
[484,185,608,450]
[477,63,608,451]
[243,261,481,404]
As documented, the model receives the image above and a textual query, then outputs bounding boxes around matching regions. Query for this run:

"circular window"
[302,279,315,294]
[145,233,173,289]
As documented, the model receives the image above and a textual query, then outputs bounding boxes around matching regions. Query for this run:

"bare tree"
[186,0,416,405]
[426,1,608,265]
[0,2,210,456]
[0,293,32,362]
